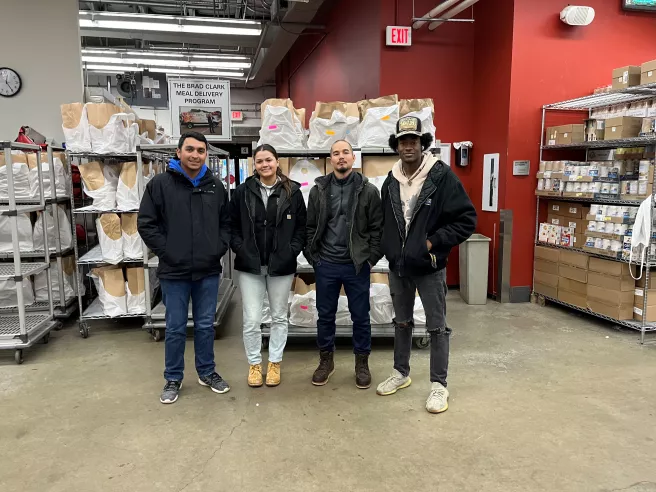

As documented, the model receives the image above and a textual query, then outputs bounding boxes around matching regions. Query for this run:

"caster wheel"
[414,337,430,349]
[530,293,538,304]
[538,296,546,307]
[42,333,50,344]
[152,329,162,342]
[15,349,23,364]
[54,322,63,331]
[79,323,89,339]
[262,337,269,350]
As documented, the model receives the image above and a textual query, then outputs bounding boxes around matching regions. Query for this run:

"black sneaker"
[198,372,230,394]
[355,354,371,389]
[312,351,335,386]
[160,380,182,404]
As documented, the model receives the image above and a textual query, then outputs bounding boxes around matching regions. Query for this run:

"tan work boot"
[248,364,263,387]
[266,362,281,387]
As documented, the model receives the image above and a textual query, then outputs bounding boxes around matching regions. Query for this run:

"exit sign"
[386,26,411,47]
[231,110,244,121]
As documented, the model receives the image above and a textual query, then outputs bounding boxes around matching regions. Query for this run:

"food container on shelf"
[600,164,610,178]
[629,181,639,195]
[602,239,612,251]
[611,240,622,252]
[581,182,590,192]
[614,223,628,235]
[537,179,545,191]
[539,161,547,172]
[610,183,620,194]
[596,221,607,233]
[574,182,582,192]
[590,182,601,193]
[607,205,619,217]
[590,204,601,215]
[601,183,611,194]
[587,221,597,232]
[585,237,595,247]
[594,238,604,249]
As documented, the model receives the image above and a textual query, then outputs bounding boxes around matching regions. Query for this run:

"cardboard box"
[604,116,643,140]
[370,273,389,285]
[612,65,642,90]
[587,285,634,305]
[547,215,586,231]
[558,288,587,309]
[559,250,589,269]
[634,288,656,308]
[588,149,616,161]
[535,245,560,263]
[534,269,559,288]
[546,201,586,219]
[559,277,587,296]
[534,282,557,299]
[640,60,656,85]
[546,124,585,145]
[587,272,635,292]
[634,304,656,322]
[559,264,588,283]
[588,257,635,277]
[588,300,633,320]
[535,259,559,275]
[362,156,397,178]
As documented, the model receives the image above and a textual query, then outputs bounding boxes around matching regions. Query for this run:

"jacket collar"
[315,171,367,191]
[168,158,208,187]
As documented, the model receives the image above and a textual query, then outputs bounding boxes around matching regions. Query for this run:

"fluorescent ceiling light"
[85,64,244,78]
[80,11,260,25]
[86,64,142,72]
[82,55,249,69]
[82,49,249,61]
[79,18,261,36]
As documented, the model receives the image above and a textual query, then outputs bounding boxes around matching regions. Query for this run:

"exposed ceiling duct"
[428,0,480,30]
[412,0,462,29]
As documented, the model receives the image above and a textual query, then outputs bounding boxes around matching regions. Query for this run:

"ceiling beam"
[80,27,263,48]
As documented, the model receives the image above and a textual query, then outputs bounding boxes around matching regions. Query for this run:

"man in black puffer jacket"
[376,117,477,415]
[138,132,231,405]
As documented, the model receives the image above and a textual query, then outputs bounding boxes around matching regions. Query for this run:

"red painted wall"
[276,0,382,123]
[506,0,656,289]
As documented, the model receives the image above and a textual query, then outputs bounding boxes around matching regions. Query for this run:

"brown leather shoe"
[355,354,371,389]
[312,351,335,386]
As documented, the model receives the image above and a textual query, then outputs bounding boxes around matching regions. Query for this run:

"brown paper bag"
[60,103,85,130]
[95,267,126,297]
[137,119,157,140]
[121,213,138,235]
[99,213,122,240]
[0,151,28,167]
[370,273,389,285]
[294,277,316,295]
[62,256,76,276]
[262,99,307,129]
[86,103,122,129]
[78,161,106,191]
[119,162,137,189]
[126,267,145,295]
[357,95,399,117]
[399,98,435,116]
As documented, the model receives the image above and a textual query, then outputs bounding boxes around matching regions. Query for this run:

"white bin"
[459,234,491,305]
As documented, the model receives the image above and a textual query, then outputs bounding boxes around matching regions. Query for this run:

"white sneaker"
[376,369,411,396]
[426,382,449,414]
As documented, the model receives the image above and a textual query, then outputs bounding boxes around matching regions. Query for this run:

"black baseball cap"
[395,116,422,138]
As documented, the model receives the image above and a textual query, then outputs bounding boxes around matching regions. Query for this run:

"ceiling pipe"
[82,0,235,11]
[412,0,462,29]
[429,0,479,30]
[245,21,268,87]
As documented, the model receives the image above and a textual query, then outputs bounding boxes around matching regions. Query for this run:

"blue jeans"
[315,260,371,355]
[160,275,220,381]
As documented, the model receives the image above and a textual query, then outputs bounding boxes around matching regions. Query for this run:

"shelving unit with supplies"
[258,147,431,349]
[0,142,61,363]
[535,82,656,344]
[138,144,237,342]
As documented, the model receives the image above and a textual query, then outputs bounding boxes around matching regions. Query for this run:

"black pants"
[389,268,451,386]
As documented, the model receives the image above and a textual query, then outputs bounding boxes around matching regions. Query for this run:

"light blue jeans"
[238,271,294,365]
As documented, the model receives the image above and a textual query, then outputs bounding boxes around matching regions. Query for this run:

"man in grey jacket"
[304,140,383,389]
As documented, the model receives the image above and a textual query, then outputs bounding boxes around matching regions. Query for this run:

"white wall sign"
[482,153,500,212]
[169,78,231,142]
[438,143,452,167]
[513,160,530,176]
[386,26,412,46]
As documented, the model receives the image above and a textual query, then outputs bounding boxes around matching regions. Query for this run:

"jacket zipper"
[244,194,262,271]
[310,187,324,259]
[349,182,362,267]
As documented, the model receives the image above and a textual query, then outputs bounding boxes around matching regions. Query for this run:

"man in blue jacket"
[138,132,231,404]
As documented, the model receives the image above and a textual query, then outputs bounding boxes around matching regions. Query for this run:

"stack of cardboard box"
[558,250,589,308]
[586,258,635,320]
[538,201,589,248]
[534,246,559,299]
[633,274,656,322]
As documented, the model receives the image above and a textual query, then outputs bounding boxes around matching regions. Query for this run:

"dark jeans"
[389,268,451,386]
[315,260,371,354]
[160,275,220,381]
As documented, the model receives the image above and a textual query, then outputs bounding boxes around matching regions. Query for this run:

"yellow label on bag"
[381,115,390,121]
[326,130,336,136]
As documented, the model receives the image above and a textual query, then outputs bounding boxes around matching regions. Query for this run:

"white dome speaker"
[560,6,595,26]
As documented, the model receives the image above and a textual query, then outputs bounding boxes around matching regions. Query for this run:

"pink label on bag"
[300,182,309,186]
[268,125,278,130]
[301,305,308,310]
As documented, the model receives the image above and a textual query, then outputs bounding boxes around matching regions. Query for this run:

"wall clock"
[0,68,22,97]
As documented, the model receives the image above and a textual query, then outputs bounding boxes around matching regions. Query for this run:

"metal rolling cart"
[0,142,59,363]
[259,147,431,349]
[0,144,78,318]
[138,144,237,342]
[68,151,148,338]
[534,82,656,344]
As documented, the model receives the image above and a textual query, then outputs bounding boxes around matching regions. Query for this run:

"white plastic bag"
[121,213,143,259]
[414,296,426,325]
[368,175,387,194]
[630,196,653,280]
[0,151,31,200]
[370,283,394,324]
[126,267,146,314]
[289,291,317,327]
[90,112,138,154]
[27,157,67,198]
[308,110,360,150]
[0,214,33,252]
[96,214,124,264]
[34,261,75,303]
[61,103,92,152]
[358,105,399,148]
[288,159,324,205]
[79,161,119,210]
[335,295,352,326]
[0,278,34,308]
[116,162,140,211]
[33,205,73,251]
[258,105,306,150]
[297,252,311,269]
[91,267,127,316]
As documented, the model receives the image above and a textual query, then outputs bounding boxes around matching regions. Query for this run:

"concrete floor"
[1,292,656,492]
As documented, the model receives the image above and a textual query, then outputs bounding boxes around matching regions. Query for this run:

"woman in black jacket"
[228,144,307,388]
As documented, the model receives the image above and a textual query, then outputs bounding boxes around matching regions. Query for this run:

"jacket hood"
[168,158,209,187]
[391,152,437,185]
[388,153,448,184]
[315,171,368,190]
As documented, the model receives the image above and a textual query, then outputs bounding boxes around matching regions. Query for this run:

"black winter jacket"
[137,169,231,281]
[228,176,307,276]
[305,172,383,273]
[381,160,477,277]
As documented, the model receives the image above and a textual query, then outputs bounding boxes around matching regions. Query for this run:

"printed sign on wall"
[169,79,231,141]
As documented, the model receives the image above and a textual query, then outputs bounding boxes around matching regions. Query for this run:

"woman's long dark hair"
[253,144,292,197]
